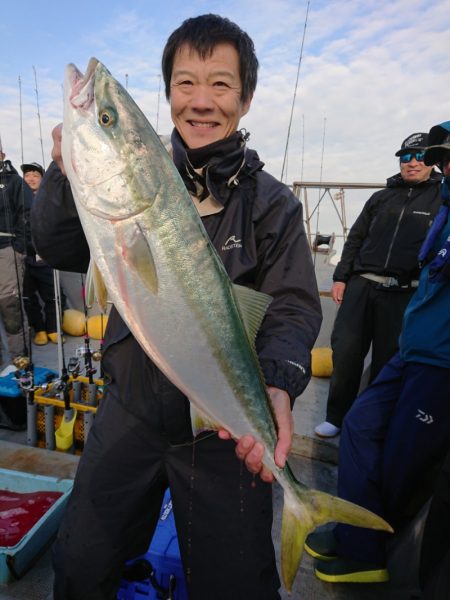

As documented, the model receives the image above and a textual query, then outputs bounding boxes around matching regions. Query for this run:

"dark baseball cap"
[424,121,450,166]
[21,162,44,176]
[395,132,429,157]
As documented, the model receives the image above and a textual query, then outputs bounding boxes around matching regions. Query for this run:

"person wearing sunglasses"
[306,122,450,587]
[315,131,442,440]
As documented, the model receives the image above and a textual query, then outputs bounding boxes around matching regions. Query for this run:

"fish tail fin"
[281,503,310,594]
[281,486,393,593]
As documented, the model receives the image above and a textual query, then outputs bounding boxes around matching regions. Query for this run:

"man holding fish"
[32,14,390,599]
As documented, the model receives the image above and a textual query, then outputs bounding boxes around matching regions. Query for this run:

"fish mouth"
[66,57,99,111]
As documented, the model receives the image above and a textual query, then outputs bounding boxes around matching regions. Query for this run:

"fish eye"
[98,108,116,128]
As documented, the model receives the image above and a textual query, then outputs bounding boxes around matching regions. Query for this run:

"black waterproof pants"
[420,450,450,599]
[325,275,414,427]
[52,393,280,600]
[23,262,66,333]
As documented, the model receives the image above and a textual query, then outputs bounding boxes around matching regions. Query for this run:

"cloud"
[1,0,449,214]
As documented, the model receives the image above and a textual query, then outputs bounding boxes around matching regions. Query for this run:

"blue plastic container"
[0,468,73,584]
[117,490,188,600]
[0,367,57,429]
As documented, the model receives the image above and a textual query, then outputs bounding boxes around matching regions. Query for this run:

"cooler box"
[117,489,188,600]
[0,367,57,430]
[0,468,73,584]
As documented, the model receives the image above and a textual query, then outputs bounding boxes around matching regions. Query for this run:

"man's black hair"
[162,14,258,103]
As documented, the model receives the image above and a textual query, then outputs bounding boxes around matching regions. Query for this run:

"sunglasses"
[400,151,425,164]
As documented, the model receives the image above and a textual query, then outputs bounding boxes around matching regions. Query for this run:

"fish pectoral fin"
[280,482,394,592]
[86,260,108,312]
[116,221,158,295]
[232,284,272,344]
[190,405,221,437]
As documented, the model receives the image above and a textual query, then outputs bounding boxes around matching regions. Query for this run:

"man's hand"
[218,386,293,483]
[331,281,346,305]
[51,123,66,176]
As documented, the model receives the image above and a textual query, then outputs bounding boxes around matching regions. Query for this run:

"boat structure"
[0,183,429,600]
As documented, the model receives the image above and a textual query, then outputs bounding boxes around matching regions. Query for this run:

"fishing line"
[280,0,311,184]
[17,76,30,357]
[53,268,71,409]
[80,273,95,385]
[311,117,327,267]
[18,77,24,166]
[32,66,46,169]
[156,74,162,134]
[300,114,305,183]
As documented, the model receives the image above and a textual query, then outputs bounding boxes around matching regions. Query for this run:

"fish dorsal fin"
[86,260,108,312]
[232,284,272,344]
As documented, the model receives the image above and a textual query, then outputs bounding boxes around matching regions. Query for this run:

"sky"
[1,0,449,233]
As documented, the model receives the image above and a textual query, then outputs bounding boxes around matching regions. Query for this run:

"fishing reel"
[75,345,90,359]
[12,356,34,392]
[92,350,102,362]
[67,355,81,378]
[15,368,34,392]
[52,374,70,395]
[75,345,98,378]
[13,355,31,370]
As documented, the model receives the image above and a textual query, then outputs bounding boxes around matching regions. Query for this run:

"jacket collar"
[171,129,262,205]
[387,169,442,188]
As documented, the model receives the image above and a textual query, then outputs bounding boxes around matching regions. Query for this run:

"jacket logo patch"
[416,409,433,425]
[222,235,243,251]
[412,211,431,216]
[286,360,306,374]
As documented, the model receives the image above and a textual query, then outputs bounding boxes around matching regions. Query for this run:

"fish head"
[62,58,164,221]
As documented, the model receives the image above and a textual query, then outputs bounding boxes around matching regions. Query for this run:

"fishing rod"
[18,77,24,166]
[311,116,328,267]
[91,311,105,381]
[80,273,96,386]
[32,66,46,169]
[300,113,305,183]
[16,76,30,358]
[52,270,70,410]
[280,0,311,183]
[53,268,79,453]
[156,74,162,134]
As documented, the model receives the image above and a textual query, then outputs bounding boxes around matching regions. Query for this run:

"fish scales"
[62,57,393,593]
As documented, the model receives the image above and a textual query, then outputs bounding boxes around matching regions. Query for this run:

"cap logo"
[404,133,422,147]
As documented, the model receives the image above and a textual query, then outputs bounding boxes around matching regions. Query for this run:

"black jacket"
[32,131,321,431]
[333,171,442,285]
[0,160,32,253]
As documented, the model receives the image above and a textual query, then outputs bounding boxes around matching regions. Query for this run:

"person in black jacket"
[21,162,66,346]
[0,149,32,365]
[31,15,322,600]
[315,132,442,438]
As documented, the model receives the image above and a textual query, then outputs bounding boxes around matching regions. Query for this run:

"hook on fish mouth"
[66,57,100,110]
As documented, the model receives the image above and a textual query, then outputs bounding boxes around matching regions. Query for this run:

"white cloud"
[1,0,448,243]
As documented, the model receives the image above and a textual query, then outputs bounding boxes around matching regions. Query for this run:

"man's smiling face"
[169,42,252,149]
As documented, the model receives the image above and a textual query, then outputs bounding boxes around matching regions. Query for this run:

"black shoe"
[304,530,338,561]
[315,557,389,583]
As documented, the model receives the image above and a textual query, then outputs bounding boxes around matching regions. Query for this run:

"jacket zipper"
[383,188,412,270]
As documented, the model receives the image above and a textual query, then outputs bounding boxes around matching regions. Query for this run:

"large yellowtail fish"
[61,58,392,593]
